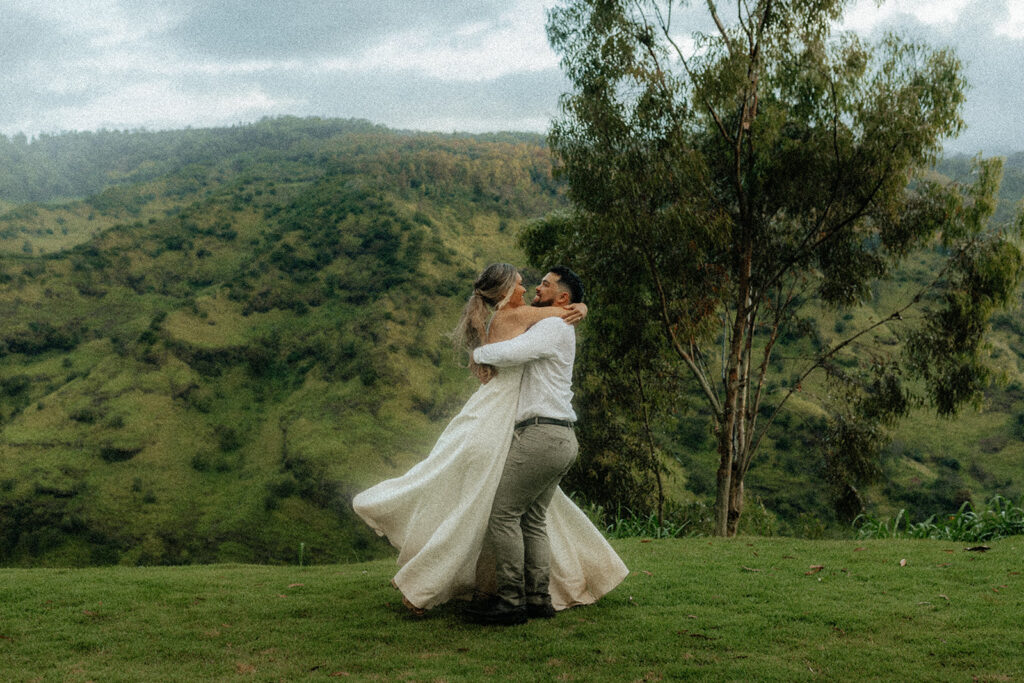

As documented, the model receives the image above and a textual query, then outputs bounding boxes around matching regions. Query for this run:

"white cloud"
[842,0,974,34]
[7,0,182,48]
[0,0,1019,153]
[995,1,1024,39]
[319,4,557,82]
[389,113,553,134]
[663,33,702,61]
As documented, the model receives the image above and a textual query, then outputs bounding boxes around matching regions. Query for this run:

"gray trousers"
[485,423,578,606]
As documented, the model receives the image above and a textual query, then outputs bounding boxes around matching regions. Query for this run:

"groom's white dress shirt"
[472,316,576,423]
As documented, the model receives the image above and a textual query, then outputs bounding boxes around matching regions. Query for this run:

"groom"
[466,265,585,625]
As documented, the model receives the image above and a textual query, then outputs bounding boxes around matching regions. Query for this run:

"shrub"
[4,322,82,355]
[99,446,143,463]
[0,375,30,397]
[854,495,1024,542]
[215,425,242,452]
[69,407,101,424]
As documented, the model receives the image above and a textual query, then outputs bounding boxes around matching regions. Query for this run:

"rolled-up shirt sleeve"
[472,318,566,367]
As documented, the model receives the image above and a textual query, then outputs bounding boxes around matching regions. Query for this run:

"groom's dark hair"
[550,265,585,304]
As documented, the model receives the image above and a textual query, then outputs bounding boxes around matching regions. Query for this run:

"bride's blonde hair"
[452,262,518,356]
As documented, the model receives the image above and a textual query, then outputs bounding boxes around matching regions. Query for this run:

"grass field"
[2,537,1021,681]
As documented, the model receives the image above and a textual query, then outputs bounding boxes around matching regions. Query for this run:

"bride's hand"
[560,302,588,325]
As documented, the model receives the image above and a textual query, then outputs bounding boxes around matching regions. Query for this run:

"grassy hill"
[1,537,1022,680]
[0,119,563,566]
[1,119,1023,566]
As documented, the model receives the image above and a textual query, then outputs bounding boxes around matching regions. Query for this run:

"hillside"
[0,119,563,566]
[1,119,1023,566]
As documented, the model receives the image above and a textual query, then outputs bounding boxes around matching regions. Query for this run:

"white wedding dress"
[353,365,629,610]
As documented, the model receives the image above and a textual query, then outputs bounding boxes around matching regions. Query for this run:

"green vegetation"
[1,117,1023,566]
[1,538,1021,680]
[538,0,1024,537]
[0,118,563,566]
[855,495,1024,542]
[0,119,550,205]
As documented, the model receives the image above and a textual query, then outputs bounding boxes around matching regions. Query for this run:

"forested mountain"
[0,118,1021,565]
[0,118,550,205]
[0,119,562,566]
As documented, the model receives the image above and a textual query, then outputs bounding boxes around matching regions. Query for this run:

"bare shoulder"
[486,310,526,344]
[485,306,572,344]
[491,309,570,344]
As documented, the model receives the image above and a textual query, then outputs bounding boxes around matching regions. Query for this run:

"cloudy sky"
[1,0,1021,155]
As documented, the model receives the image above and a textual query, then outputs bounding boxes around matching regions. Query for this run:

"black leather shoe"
[527,601,556,619]
[463,597,527,626]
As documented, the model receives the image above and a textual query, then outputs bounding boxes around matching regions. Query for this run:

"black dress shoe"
[527,601,556,619]
[463,597,527,626]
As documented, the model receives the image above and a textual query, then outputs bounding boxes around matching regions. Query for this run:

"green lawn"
[2,537,1021,681]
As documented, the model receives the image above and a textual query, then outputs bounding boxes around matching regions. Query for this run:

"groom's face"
[532,272,569,307]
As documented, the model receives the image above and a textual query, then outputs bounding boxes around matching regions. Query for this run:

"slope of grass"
[1,537,1021,681]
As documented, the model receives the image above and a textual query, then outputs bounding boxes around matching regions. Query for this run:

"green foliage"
[538,0,1024,536]
[938,153,1024,227]
[1,321,83,356]
[855,495,1024,542]
[0,119,563,567]
[0,118,384,204]
[602,504,710,539]
[1,114,1023,567]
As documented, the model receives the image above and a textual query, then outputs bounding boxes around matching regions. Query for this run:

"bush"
[99,446,143,463]
[1011,413,1024,441]
[0,375,30,397]
[69,407,101,424]
[602,499,712,539]
[854,495,1024,541]
[191,451,238,473]
[4,322,82,355]
[215,425,242,452]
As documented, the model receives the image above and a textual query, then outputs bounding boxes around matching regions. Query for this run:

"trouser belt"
[514,416,575,430]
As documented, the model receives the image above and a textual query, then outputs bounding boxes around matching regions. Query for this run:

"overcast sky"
[1,0,1021,155]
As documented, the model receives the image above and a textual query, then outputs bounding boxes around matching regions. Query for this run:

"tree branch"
[634,366,665,525]
[655,3,734,146]
[644,243,724,418]
[748,253,957,456]
[759,140,901,297]
[707,0,733,55]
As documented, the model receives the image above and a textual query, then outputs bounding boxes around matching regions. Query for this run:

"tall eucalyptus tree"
[528,0,1024,535]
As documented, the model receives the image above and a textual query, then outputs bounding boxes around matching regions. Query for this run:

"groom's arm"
[472,317,567,368]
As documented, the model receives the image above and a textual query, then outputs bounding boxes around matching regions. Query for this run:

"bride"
[352,263,628,614]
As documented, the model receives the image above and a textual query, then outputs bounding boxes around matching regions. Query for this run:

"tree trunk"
[716,305,748,534]
[726,461,744,536]
[713,429,734,536]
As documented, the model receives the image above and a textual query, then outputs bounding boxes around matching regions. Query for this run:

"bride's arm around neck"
[486,303,587,344]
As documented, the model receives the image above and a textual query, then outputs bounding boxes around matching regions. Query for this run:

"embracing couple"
[353,263,627,625]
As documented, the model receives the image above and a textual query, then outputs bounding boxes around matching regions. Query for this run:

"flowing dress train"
[352,365,628,610]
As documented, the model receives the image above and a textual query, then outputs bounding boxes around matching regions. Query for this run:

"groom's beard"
[531,297,552,307]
